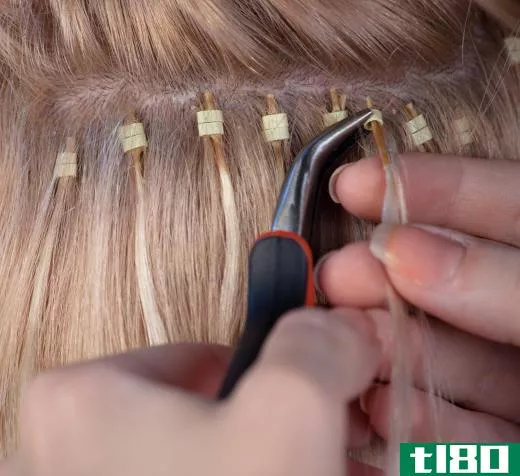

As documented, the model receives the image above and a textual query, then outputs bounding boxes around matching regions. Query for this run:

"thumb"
[236,308,382,405]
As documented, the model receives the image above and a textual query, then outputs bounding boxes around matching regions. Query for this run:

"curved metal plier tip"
[271,108,373,238]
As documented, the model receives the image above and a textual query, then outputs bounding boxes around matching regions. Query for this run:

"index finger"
[237,308,382,405]
[333,154,520,246]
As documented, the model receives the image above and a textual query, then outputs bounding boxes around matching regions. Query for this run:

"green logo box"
[400,443,520,475]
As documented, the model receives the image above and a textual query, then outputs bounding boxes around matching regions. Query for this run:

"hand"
[2,309,382,476]
[320,154,520,442]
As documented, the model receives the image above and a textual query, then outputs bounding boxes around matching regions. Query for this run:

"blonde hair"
[0,0,518,470]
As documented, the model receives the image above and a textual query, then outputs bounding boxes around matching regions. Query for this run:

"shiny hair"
[0,1,518,471]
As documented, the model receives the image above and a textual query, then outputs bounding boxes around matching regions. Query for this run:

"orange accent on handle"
[255,230,315,306]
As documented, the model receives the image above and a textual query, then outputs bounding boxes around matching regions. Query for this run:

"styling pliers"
[218,108,373,399]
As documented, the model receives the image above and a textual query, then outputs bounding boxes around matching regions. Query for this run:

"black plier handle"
[218,231,314,398]
[217,109,374,400]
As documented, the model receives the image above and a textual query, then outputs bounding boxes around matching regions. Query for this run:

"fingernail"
[314,250,337,295]
[359,393,369,414]
[369,223,397,264]
[359,385,380,415]
[369,224,467,287]
[328,164,352,203]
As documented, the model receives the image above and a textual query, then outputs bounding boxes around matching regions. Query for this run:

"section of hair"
[0,0,519,464]
[121,116,169,346]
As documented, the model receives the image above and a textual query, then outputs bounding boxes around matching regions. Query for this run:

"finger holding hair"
[369,224,520,346]
[331,154,520,247]
[325,153,520,345]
